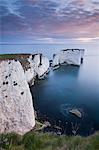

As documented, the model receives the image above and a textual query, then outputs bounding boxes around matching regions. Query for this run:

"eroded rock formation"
[52,49,85,67]
[7,54,50,85]
[24,54,49,85]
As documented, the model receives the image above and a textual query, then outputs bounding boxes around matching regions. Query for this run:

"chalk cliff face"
[52,49,85,67]
[35,54,49,78]
[0,53,49,134]
[20,54,49,85]
[0,60,35,135]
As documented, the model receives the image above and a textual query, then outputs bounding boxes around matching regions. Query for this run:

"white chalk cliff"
[22,54,49,85]
[0,60,35,135]
[52,49,85,67]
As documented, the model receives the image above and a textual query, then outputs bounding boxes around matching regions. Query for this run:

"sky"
[0,0,99,45]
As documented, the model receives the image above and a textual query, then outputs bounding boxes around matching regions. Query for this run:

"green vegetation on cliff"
[0,131,99,150]
[0,54,30,59]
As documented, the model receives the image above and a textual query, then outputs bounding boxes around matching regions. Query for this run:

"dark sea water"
[31,49,99,136]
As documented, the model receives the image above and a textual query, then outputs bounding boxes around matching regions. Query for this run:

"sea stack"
[52,49,85,67]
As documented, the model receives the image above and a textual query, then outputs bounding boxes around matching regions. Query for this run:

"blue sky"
[0,0,99,44]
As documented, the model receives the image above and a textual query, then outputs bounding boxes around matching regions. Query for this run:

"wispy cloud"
[0,0,99,43]
[76,37,99,42]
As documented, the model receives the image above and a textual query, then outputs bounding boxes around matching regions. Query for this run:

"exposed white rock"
[36,55,49,78]
[52,49,85,67]
[53,54,60,67]
[0,60,35,135]
[24,55,36,85]
[25,54,49,85]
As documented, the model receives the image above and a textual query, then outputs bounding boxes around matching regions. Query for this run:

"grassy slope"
[0,131,99,150]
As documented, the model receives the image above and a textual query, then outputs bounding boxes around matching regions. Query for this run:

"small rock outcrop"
[0,60,35,135]
[52,49,85,67]
[69,109,82,118]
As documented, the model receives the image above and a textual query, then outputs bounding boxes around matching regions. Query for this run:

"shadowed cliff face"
[24,54,49,85]
[0,60,35,135]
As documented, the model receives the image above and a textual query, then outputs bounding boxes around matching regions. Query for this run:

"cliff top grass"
[0,131,99,150]
[0,54,33,71]
[0,54,31,60]
[0,53,42,60]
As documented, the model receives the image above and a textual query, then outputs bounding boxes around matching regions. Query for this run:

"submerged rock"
[0,60,35,135]
[69,109,82,118]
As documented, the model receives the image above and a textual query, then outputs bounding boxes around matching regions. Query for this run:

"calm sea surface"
[0,43,99,59]
[30,48,99,136]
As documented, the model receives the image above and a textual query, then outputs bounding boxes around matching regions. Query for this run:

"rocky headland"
[0,49,84,135]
